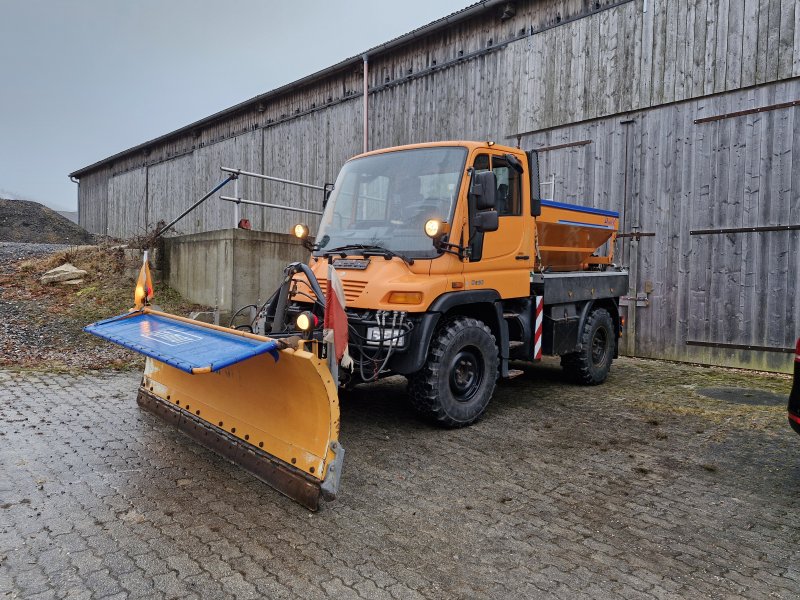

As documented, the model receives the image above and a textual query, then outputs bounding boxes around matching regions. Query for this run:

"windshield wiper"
[322,244,414,265]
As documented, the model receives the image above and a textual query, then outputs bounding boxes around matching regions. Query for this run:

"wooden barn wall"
[521,78,800,373]
[106,168,147,239]
[74,0,799,373]
[77,166,110,235]
[146,155,195,234]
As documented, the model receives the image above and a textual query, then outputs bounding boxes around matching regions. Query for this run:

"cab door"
[462,151,533,299]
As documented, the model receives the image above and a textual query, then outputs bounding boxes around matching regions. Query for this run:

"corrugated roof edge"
[70,0,507,178]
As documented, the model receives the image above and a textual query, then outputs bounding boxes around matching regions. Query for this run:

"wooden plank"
[756,0,771,82]
[789,104,800,340]
[585,5,602,120]
[687,105,716,347]
[741,0,761,87]
[714,0,730,93]
[638,0,655,106]
[766,0,782,81]
[769,100,793,351]
[618,1,636,111]
[673,0,688,101]
[726,0,745,90]
[778,0,796,78]
[676,99,698,361]
[681,0,695,100]
[795,0,800,76]
[704,0,719,95]
[739,108,764,351]
[651,0,669,104]
[691,0,708,97]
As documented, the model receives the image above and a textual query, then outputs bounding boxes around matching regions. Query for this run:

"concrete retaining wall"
[163,229,308,313]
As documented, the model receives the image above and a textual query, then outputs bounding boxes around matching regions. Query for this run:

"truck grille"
[316,278,367,303]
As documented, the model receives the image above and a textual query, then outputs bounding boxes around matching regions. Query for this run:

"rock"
[40,263,88,284]
[60,279,84,286]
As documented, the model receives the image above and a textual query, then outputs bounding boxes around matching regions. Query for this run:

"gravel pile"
[0,198,94,244]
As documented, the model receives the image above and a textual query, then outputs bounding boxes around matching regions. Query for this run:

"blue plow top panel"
[84,312,280,374]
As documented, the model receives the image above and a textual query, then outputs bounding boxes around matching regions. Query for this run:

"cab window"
[472,154,521,216]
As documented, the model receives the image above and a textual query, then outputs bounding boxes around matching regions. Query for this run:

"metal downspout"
[363,54,369,153]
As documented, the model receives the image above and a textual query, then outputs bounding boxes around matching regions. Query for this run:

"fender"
[390,290,509,376]
[576,298,621,358]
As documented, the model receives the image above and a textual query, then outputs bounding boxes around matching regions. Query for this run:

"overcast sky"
[0,0,467,211]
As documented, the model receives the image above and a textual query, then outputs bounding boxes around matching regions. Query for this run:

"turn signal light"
[387,291,423,305]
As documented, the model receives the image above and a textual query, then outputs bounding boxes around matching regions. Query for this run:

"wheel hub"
[449,348,483,402]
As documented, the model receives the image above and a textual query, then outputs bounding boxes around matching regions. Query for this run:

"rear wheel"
[561,308,615,385]
[408,317,498,427]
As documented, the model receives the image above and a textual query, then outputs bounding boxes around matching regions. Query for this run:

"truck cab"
[275,141,627,426]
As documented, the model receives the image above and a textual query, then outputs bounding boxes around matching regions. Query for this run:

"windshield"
[314,146,467,259]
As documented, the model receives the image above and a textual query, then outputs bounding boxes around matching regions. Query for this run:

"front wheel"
[408,317,498,428]
[560,308,615,385]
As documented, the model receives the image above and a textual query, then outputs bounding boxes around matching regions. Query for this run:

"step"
[503,312,521,319]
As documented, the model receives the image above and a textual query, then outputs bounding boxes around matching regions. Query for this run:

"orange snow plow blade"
[86,309,343,511]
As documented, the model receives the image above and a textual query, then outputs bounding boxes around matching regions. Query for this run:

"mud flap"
[85,309,343,510]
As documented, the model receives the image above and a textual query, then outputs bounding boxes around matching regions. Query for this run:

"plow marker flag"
[133,251,154,310]
[324,265,352,368]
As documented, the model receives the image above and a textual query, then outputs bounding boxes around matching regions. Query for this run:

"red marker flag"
[324,265,349,364]
[133,251,154,310]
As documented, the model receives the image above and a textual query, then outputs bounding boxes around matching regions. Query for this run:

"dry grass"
[1,245,207,371]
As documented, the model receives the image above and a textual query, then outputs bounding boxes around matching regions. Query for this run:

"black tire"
[560,308,615,385]
[408,317,498,428]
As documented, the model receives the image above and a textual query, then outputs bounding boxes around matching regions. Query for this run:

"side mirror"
[526,150,542,217]
[473,210,498,233]
[469,170,497,210]
[322,183,334,209]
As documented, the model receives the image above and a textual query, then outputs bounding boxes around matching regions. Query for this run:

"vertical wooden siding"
[521,78,800,373]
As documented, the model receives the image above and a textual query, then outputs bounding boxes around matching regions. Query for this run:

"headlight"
[296,311,317,331]
[424,219,441,238]
[424,219,449,239]
[293,223,310,240]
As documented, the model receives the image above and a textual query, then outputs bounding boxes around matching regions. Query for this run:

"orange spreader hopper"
[535,199,620,272]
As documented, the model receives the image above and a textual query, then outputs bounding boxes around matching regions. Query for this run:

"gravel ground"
[0,361,797,599]
[0,242,72,267]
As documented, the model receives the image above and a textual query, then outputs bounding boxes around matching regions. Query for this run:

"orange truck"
[87,140,628,510]
[280,141,628,425]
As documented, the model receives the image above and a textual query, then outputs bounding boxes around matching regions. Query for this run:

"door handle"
[515,255,530,260]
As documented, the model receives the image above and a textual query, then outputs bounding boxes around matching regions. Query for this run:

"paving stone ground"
[1,358,798,599]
